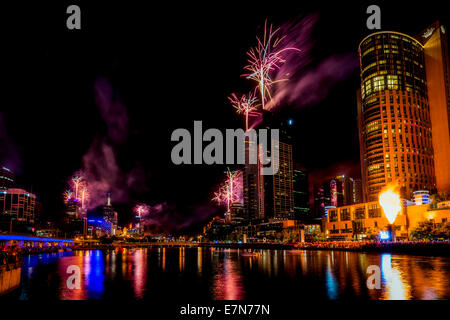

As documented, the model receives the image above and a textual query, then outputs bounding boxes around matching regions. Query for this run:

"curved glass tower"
[358,31,436,201]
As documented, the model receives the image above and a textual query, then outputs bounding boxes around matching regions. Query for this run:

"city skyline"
[1,1,449,233]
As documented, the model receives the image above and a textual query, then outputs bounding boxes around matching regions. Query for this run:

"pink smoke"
[140,202,219,234]
[263,14,358,111]
[68,78,148,210]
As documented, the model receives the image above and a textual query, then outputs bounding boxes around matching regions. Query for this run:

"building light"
[379,231,390,240]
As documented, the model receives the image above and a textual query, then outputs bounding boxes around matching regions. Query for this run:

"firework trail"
[72,176,82,199]
[228,92,260,131]
[212,169,243,213]
[242,20,301,110]
[81,187,89,209]
[64,190,74,203]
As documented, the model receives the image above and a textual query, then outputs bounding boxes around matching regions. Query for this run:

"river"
[5,247,450,300]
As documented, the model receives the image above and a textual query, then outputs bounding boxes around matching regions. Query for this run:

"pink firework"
[228,92,260,131]
[134,203,150,218]
[242,20,301,110]
[72,176,82,199]
[80,187,89,209]
[64,190,74,203]
[213,169,243,213]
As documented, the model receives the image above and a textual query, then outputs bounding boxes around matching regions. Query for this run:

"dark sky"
[1,1,449,232]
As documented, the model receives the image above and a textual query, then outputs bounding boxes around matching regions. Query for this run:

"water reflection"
[13,248,450,300]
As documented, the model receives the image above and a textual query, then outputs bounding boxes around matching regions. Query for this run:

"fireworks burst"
[64,190,74,203]
[134,203,150,218]
[213,169,243,214]
[228,92,260,131]
[64,175,89,210]
[72,176,82,199]
[243,20,301,110]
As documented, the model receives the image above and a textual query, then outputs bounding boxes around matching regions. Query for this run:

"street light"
[379,187,402,242]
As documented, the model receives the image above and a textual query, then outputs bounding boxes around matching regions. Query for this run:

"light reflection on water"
[12,248,450,300]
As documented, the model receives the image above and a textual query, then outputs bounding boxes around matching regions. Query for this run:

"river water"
[6,247,450,300]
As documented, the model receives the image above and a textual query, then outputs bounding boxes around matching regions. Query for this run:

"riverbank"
[71,241,450,256]
[295,241,450,256]
[0,261,23,296]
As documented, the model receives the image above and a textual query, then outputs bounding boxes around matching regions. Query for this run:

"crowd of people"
[0,245,22,266]
[295,240,450,253]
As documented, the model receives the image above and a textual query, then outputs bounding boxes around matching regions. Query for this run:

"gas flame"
[378,186,402,224]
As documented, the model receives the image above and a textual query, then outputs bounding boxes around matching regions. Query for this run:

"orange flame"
[379,185,402,224]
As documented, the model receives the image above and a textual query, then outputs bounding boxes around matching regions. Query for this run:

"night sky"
[1,1,449,233]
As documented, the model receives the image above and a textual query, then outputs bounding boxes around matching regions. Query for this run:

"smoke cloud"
[0,113,22,173]
[141,202,220,235]
[70,77,147,210]
[265,14,359,111]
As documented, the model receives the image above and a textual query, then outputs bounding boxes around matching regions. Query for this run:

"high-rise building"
[314,182,331,218]
[314,176,362,217]
[416,22,450,194]
[260,113,295,220]
[0,167,15,190]
[243,112,295,221]
[103,192,117,235]
[243,141,261,221]
[352,178,363,204]
[358,29,437,201]
[0,188,37,230]
[230,202,244,224]
[293,164,310,219]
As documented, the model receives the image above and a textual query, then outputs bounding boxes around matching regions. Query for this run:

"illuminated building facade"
[260,114,295,220]
[358,30,437,201]
[314,176,362,217]
[0,188,37,227]
[103,193,118,235]
[324,200,450,240]
[230,202,244,224]
[416,22,450,194]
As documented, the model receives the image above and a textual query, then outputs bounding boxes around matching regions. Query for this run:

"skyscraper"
[260,113,295,220]
[416,22,450,194]
[243,112,295,221]
[358,29,437,201]
[293,164,310,219]
[103,192,117,235]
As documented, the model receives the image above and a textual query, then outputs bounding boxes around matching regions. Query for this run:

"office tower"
[0,188,37,230]
[293,164,310,219]
[103,192,116,235]
[259,113,295,220]
[314,182,331,217]
[352,178,363,204]
[243,112,295,221]
[358,30,436,201]
[230,202,244,224]
[0,167,15,190]
[416,22,450,194]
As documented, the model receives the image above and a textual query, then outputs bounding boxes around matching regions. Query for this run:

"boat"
[0,261,23,296]
[241,249,261,257]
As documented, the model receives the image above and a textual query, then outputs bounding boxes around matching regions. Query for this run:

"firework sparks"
[134,203,150,218]
[228,92,260,131]
[81,187,89,209]
[213,169,243,214]
[72,176,82,199]
[243,20,301,110]
[64,190,74,203]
